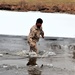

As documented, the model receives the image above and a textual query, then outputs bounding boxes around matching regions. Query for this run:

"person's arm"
[40,27,44,38]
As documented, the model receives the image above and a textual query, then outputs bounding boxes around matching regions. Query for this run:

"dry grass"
[0,0,75,14]
[0,0,21,4]
[0,0,75,5]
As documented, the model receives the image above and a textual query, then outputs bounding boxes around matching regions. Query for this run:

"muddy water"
[0,35,75,75]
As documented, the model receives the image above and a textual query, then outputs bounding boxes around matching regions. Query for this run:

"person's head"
[36,18,43,28]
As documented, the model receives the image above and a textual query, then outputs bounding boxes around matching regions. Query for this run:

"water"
[0,10,75,75]
[0,35,75,75]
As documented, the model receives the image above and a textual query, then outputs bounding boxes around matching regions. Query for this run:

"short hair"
[36,18,43,24]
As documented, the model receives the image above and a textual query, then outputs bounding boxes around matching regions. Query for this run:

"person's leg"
[27,57,37,66]
[28,40,38,53]
[30,42,37,53]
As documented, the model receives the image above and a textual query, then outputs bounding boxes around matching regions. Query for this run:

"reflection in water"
[27,57,42,75]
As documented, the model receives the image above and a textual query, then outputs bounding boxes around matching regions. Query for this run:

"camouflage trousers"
[28,41,37,53]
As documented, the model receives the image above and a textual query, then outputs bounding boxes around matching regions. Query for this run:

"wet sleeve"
[40,27,44,36]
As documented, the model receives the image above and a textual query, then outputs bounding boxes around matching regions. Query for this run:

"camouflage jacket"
[28,25,44,43]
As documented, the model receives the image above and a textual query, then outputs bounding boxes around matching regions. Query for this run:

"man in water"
[27,18,44,54]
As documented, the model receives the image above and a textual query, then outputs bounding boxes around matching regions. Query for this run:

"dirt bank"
[0,2,75,14]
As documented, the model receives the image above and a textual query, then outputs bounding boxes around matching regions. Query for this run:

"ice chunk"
[29,51,37,57]
[0,54,3,57]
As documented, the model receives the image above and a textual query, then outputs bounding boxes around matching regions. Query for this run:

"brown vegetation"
[0,0,75,14]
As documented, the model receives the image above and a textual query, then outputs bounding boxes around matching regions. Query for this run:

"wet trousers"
[28,41,37,53]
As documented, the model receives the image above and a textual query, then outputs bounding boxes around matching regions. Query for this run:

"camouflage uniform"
[28,25,44,53]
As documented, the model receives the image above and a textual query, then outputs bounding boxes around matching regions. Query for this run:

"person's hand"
[41,32,44,38]
[42,35,44,38]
